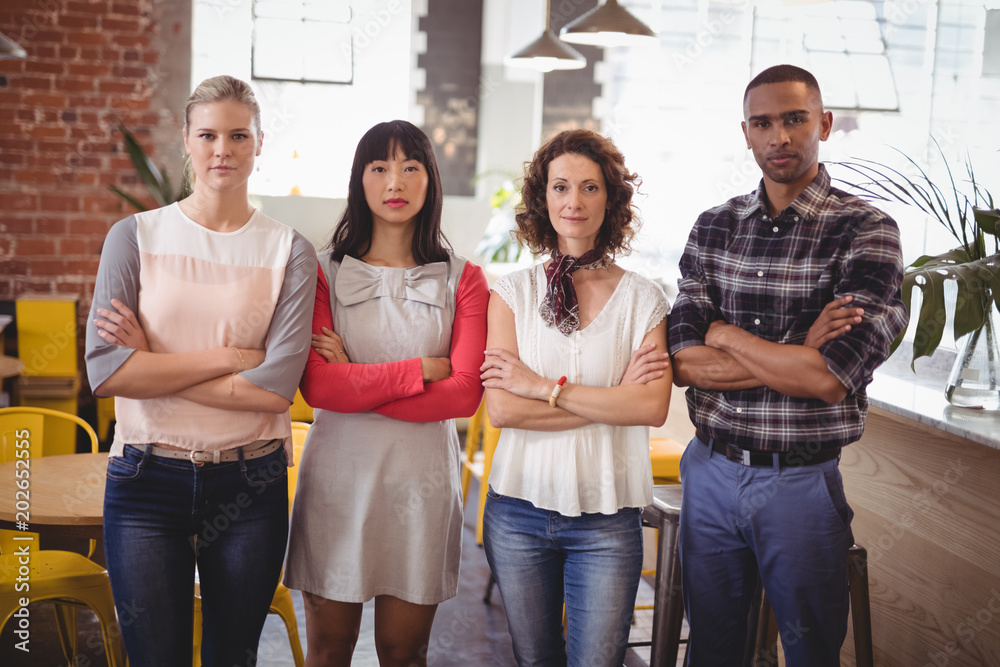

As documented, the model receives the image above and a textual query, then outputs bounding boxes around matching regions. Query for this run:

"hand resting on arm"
[672,295,862,403]
[312,326,451,382]
[93,299,288,413]
[481,292,672,430]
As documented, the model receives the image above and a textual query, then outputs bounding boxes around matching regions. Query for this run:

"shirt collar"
[741,163,831,222]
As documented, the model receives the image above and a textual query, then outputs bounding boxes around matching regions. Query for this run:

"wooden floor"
[0,473,676,665]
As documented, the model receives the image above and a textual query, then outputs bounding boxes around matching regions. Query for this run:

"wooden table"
[643,484,685,666]
[0,452,107,540]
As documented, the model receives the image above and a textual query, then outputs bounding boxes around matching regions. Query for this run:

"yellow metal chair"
[0,406,124,667]
[289,389,314,423]
[460,399,486,508]
[192,422,309,667]
[464,400,505,605]
[461,400,501,546]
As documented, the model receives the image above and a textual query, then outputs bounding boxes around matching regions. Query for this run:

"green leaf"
[952,278,987,340]
[951,255,1000,339]
[109,122,189,210]
[975,208,999,237]
[897,252,1000,364]
[985,257,1000,313]
[908,254,940,269]
[118,123,169,207]
[910,274,947,365]
[108,185,150,213]
[889,273,914,357]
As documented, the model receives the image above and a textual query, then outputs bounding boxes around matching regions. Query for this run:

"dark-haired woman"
[480,129,672,665]
[282,120,489,666]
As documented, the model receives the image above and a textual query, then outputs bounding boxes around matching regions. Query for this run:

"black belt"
[695,429,840,468]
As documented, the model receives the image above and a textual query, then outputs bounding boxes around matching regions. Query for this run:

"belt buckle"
[189,450,206,467]
[742,449,751,466]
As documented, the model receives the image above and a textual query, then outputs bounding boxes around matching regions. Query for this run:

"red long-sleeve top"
[299,259,489,422]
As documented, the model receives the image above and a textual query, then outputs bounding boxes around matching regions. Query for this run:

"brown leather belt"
[695,429,840,468]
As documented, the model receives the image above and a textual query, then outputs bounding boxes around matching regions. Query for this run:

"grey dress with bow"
[283,253,465,604]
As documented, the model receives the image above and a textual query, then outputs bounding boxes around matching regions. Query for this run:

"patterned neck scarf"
[539,248,608,335]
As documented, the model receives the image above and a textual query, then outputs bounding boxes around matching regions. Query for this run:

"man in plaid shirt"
[667,64,908,666]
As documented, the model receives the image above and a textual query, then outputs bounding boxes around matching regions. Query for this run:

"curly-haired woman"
[479,129,672,665]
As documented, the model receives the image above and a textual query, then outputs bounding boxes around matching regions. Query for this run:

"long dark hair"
[329,120,450,265]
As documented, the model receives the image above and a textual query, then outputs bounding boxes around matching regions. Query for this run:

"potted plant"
[109,122,190,212]
[837,147,1000,409]
[474,174,532,269]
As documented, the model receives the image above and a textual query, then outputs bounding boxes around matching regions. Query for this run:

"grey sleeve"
[241,232,318,401]
[85,216,140,392]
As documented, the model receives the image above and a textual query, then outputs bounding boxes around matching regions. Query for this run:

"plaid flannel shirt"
[667,164,909,452]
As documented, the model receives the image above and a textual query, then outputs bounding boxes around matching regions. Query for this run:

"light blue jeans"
[483,487,644,667]
[103,443,289,667]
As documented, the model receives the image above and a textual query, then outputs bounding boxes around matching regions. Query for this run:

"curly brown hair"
[515,129,640,258]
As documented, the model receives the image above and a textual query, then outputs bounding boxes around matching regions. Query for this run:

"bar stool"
[744,544,873,667]
[637,485,686,665]
[635,437,684,628]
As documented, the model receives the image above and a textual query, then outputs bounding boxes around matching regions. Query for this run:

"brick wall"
[0,0,188,386]
[0,0,166,299]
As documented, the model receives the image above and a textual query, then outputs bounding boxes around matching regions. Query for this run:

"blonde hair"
[182,75,262,189]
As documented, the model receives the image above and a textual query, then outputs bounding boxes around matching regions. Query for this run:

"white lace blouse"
[488,264,670,516]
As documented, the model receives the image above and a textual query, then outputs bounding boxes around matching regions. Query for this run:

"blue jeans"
[483,488,644,667]
[679,434,853,667]
[103,444,289,667]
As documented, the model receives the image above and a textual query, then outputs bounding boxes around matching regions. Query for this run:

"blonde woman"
[85,75,316,665]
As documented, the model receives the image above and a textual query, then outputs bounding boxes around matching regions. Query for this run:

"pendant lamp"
[505,0,587,72]
[560,0,657,48]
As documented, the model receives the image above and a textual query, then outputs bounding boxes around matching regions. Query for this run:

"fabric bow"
[335,255,448,308]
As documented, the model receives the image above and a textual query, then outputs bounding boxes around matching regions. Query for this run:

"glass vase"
[945,306,1000,410]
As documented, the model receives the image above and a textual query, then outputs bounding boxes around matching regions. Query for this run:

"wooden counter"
[840,374,1000,666]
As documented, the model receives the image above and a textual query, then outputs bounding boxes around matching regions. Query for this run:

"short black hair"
[329,120,450,265]
[743,64,823,107]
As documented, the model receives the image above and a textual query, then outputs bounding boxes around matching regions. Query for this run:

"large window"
[252,0,354,83]
[601,0,999,291]
[755,0,898,111]
[193,0,416,199]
